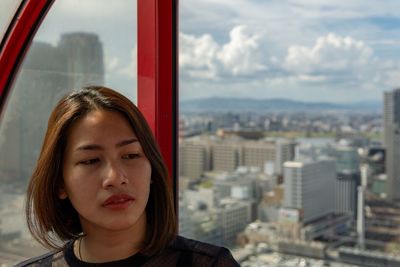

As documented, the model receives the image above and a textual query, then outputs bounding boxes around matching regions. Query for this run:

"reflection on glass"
[0,0,22,41]
[179,1,400,266]
[0,1,136,266]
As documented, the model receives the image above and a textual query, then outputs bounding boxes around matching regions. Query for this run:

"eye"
[78,158,100,165]
[122,153,140,160]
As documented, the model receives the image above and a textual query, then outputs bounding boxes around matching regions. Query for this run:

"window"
[179,1,400,265]
[0,0,22,41]
[0,1,137,264]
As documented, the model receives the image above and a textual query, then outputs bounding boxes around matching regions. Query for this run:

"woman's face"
[60,110,151,235]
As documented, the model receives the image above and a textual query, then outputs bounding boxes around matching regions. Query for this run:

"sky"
[18,0,400,103]
[33,0,138,101]
[179,0,400,103]
[0,0,20,40]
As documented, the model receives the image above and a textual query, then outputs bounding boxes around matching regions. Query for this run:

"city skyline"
[177,97,398,266]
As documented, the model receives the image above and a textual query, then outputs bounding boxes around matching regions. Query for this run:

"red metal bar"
[0,0,53,102]
[137,0,178,183]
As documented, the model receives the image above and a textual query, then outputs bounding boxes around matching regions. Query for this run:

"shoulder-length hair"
[26,86,177,255]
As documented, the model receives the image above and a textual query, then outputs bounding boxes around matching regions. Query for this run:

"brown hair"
[26,86,177,255]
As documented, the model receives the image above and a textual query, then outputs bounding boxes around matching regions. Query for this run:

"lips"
[102,194,135,210]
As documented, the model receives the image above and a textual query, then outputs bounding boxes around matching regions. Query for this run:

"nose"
[102,162,128,188]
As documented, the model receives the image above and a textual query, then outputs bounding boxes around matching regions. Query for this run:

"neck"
[77,233,143,263]
[76,214,146,263]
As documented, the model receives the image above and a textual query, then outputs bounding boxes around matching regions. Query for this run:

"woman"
[17,86,240,266]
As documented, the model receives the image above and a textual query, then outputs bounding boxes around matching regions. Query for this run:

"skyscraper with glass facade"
[384,88,400,201]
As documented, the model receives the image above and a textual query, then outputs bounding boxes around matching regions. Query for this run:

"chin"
[104,215,145,231]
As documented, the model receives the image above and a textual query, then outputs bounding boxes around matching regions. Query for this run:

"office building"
[212,141,241,172]
[0,34,104,184]
[179,194,222,246]
[217,198,252,246]
[242,141,275,171]
[242,140,294,175]
[59,32,104,89]
[275,140,296,174]
[334,146,361,218]
[179,138,211,179]
[383,88,400,200]
[283,160,336,223]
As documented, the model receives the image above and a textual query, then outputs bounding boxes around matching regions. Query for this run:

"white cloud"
[178,0,400,101]
[297,75,327,82]
[180,25,265,79]
[217,25,266,75]
[105,54,119,73]
[117,47,137,79]
[103,47,137,80]
[284,33,373,74]
[180,33,219,79]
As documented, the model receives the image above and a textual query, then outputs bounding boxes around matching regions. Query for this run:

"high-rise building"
[334,146,361,218]
[212,141,241,172]
[0,34,104,185]
[283,160,336,223]
[179,137,295,178]
[242,141,276,171]
[275,140,296,174]
[366,147,385,175]
[0,42,68,184]
[59,32,104,89]
[242,140,295,175]
[383,88,400,200]
[216,198,252,246]
[179,192,222,246]
[179,138,211,179]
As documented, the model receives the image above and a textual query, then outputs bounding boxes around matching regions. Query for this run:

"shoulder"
[14,250,65,267]
[14,251,56,267]
[167,236,240,266]
[170,236,223,256]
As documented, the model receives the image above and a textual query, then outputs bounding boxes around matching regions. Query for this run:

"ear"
[59,188,68,200]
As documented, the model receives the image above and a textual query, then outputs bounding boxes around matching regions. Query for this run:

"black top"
[15,236,240,267]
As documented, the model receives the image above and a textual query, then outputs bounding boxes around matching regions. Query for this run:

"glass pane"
[0,0,22,41]
[0,1,136,265]
[179,1,400,266]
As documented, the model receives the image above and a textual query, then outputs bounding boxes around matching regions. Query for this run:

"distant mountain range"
[180,97,382,113]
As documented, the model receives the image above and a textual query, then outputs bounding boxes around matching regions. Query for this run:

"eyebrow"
[75,138,139,151]
[116,138,139,147]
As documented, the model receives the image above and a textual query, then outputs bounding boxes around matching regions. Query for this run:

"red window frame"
[0,0,178,191]
[138,0,178,188]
